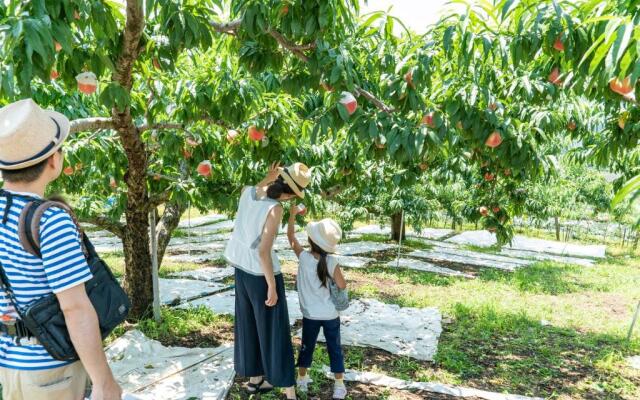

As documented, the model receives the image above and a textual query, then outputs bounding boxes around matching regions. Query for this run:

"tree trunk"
[112,0,147,319]
[391,212,405,242]
[156,201,188,267]
[554,216,560,241]
[121,208,152,319]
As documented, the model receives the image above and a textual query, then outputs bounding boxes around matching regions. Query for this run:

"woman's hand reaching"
[263,162,281,185]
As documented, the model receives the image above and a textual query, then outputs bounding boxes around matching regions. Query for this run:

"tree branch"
[138,122,186,132]
[79,215,125,238]
[209,19,393,114]
[354,87,396,113]
[114,1,145,90]
[148,191,173,209]
[138,117,231,132]
[266,29,315,62]
[69,118,114,134]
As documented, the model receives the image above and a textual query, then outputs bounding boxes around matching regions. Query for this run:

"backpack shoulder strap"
[19,201,86,259]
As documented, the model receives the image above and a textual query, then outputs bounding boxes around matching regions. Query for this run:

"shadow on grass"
[478,261,608,295]
[436,304,640,399]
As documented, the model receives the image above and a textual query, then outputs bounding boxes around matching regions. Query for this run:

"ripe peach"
[197,160,212,177]
[339,92,358,115]
[485,131,503,148]
[248,126,265,141]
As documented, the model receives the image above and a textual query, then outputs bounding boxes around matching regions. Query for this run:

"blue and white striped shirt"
[0,190,92,370]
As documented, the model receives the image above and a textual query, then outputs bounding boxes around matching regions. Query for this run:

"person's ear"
[48,153,58,169]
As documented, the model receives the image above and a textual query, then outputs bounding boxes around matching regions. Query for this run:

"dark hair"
[1,158,49,183]
[266,176,295,199]
[309,239,330,288]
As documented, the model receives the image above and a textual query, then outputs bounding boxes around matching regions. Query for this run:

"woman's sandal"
[246,378,274,394]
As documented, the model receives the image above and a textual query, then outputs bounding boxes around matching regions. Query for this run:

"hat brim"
[0,110,70,171]
[306,223,338,253]
[278,167,305,199]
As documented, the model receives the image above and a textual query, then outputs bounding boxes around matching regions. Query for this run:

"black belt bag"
[0,192,130,361]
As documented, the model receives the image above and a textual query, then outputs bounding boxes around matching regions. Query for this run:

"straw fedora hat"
[0,99,70,171]
[278,162,311,199]
[306,218,343,254]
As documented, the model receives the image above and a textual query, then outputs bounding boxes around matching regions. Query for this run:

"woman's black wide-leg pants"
[234,267,295,387]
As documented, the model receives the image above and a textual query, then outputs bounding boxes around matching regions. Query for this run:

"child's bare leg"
[334,373,344,380]
[298,367,308,377]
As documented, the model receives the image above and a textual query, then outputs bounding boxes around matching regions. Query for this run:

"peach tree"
[0,0,377,317]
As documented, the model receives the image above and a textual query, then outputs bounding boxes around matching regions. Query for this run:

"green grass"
[342,254,640,399]
[137,306,233,344]
[435,304,640,398]
[101,250,218,279]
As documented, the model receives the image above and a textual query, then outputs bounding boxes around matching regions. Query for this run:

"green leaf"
[612,174,640,207]
[100,82,131,113]
[605,22,632,75]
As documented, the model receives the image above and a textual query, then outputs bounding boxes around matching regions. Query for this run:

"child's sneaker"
[296,375,312,392]
[333,382,347,399]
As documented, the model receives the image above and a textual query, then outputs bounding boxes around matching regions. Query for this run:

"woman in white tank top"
[225,162,311,399]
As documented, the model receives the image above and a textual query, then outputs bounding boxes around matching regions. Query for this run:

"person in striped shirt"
[0,99,122,400]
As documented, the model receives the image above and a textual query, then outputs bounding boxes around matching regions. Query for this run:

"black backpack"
[0,191,130,361]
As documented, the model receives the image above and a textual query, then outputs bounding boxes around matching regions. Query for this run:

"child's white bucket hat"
[306,218,342,253]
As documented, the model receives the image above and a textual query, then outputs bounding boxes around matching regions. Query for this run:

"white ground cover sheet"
[107,330,234,400]
[178,214,227,228]
[166,241,226,254]
[498,248,596,267]
[306,298,442,361]
[350,225,454,240]
[409,227,455,240]
[337,241,396,256]
[165,252,225,264]
[628,356,640,370]
[273,232,310,250]
[158,279,228,305]
[180,289,304,325]
[169,233,231,246]
[276,249,299,262]
[446,231,606,258]
[182,220,235,235]
[333,255,376,268]
[276,250,374,268]
[352,225,391,235]
[409,248,532,272]
[387,258,474,278]
[91,236,123,253]
[168,266,235,282]
[416,238,461,249]
[322,367,543,400]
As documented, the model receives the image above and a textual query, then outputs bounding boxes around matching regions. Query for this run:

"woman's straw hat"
[278,162,311,199]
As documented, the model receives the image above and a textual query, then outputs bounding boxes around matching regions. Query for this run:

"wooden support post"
[628,301,640,341]
[396,209,405,269]
[149,210,161,323]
